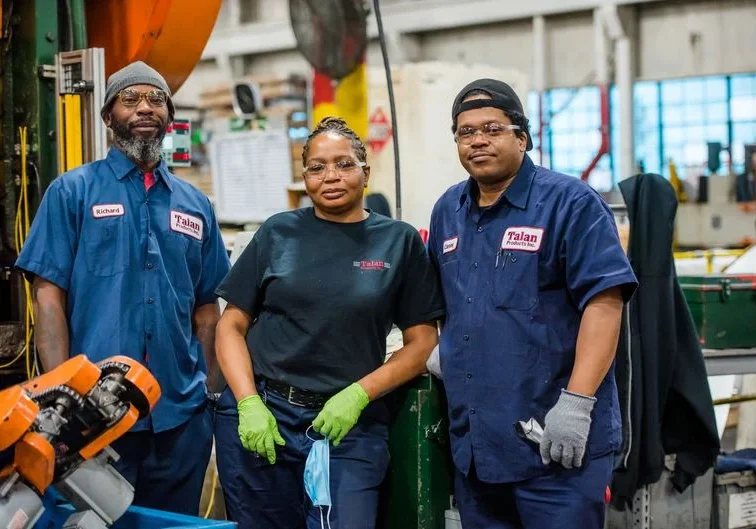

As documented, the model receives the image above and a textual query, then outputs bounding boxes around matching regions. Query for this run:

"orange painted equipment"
[0,355,161,498]
[85,0,222,94]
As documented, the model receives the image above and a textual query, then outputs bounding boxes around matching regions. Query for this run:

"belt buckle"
[288,386,305,407]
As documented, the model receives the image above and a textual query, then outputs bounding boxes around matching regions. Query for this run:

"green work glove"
[312,383,370,446]
[237,394,285,464]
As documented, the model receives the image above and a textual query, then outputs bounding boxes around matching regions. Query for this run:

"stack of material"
[197,74,307,118]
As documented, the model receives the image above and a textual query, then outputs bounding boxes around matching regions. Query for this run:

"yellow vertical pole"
[58,96,67,173]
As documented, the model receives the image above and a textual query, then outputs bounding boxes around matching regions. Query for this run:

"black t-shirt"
[215,208,446,394]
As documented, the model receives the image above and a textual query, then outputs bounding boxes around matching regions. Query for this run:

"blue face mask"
[304,428,332,529]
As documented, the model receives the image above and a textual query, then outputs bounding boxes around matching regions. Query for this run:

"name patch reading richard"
[92,204,125,218]
[170,210,203,240]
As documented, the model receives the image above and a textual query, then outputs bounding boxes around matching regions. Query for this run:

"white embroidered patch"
[501,226,544,252]
[443,236,459,254]
[170,210,203,240]
[92,204,125,218]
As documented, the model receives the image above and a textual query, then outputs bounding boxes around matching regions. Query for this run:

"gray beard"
[110,119,165,166]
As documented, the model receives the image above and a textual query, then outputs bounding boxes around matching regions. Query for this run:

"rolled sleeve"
[15,181,78,290]
[195,200,231,306]
[393,230,446,330]
[564,193,638,311]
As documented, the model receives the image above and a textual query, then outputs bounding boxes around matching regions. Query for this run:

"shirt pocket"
[163,232,202,295]
[84,218,130,277]
[492,251,538,311]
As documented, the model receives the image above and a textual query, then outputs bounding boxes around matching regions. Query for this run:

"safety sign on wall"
[368,108,393,154]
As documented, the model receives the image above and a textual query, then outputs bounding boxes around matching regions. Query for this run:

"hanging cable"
[14,126,36,379]
[373,0,401,220]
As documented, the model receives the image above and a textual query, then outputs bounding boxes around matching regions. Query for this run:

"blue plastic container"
[34,492,236,529]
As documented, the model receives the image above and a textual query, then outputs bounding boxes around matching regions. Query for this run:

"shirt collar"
[106,147,174,192]
[456,154,536,212]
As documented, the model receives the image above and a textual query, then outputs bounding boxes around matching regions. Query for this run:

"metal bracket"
[37,64,56,80]
[632,484,651,529]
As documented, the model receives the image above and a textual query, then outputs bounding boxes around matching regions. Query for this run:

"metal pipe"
[714,394,756,406]
[69,0,87,50]
[532,15,546,165]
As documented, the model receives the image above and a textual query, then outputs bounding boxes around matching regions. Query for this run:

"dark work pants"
[454,453,614,529]
[109,405,214,516]
[214,382,390,529]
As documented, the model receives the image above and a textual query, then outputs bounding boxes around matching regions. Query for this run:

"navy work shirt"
[15,147,231,432]
[429,154,638,483]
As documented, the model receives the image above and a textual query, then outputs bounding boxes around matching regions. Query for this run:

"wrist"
[349,383,370,409]
[558,388,596,413]
[237,393,261,411]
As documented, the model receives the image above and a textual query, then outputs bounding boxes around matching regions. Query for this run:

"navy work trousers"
[455,454,614,529]
[109,404,213,516]
[214,381,390,529]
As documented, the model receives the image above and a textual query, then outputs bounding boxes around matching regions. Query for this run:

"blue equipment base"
[34,491,236,529]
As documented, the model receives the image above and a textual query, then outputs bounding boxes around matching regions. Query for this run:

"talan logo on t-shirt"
[353,260,391,271]
[170,210,203,240]
[92,204,125,218]
[443,236,459,254]
[501,226,544,252]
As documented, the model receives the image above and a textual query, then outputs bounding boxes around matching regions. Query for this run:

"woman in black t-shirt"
[213,117,445,529]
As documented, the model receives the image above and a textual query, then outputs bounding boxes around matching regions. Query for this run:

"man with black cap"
[427,79,638,528]
[15,61,230,514]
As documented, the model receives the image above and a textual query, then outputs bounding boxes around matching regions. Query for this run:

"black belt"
[263,378,334,409]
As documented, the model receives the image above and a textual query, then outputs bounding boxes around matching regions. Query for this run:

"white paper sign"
[729,491,756,528]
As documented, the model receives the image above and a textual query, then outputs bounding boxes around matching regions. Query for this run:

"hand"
[237,394,285,464]
[312,383,370,446]
[539,389,595,469]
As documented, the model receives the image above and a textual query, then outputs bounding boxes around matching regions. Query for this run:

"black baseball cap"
[451,78,532,151]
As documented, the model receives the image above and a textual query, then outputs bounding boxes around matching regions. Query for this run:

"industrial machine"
[0,355,160,528]
[0,0,222,385]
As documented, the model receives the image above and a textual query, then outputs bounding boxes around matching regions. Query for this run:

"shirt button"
[463,334,470,341]
[472,262,478,269]
[470,408,476,414]
[466,297,472,303]
[477,227,483,233]
[147,298,154,304]
[467,373,473,379]
[146,263,153,269]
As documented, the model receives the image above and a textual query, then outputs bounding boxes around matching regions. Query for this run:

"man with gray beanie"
[15,61,230,515]
[426,79,638,528]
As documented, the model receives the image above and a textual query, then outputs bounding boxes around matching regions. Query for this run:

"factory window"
[545,87,612,191]
[658,76,730,180]
[730,73,756,175]
[632,81,662,176]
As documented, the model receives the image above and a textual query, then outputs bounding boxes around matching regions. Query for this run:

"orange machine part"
[99,355,161,414]
[79,404,139,460]
[85,0,223,94]
[15,432,56,494]
[0,386,39,451]
[21,355,100,397]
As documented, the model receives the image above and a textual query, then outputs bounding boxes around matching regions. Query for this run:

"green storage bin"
[679,274,756,349]
[379,374,453,529]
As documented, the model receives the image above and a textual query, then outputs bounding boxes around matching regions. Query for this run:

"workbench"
[703,348,756,376]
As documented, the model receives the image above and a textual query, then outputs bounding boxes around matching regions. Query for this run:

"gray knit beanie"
[100,61,175,120]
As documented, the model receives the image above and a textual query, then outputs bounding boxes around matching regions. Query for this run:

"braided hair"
[302,116,368,167]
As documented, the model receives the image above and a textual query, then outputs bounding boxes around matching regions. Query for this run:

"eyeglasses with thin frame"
[117,88,168,108]
[302,159,367,180]
[454,122,521,144]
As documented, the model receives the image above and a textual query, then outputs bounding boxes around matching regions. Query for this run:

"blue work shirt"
[15,147,231,432]
[429,154,638,483]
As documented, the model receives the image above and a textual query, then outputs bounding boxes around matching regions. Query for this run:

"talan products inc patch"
[501,226,544,252]
[170,210,203,240]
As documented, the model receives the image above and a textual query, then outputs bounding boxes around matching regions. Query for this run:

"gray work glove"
[539,389,596,469]
[426,344,442,379]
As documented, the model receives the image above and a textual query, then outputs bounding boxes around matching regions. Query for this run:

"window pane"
[731,95,756,121]
[731,74,755,98]
[705,77,727,101]
[662,80,684,104]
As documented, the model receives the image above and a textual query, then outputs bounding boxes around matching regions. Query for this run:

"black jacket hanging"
[610,173,720,509]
